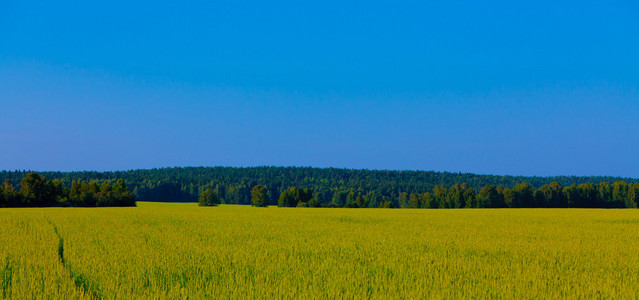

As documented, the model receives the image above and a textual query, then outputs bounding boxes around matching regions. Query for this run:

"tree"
[113,179,136,206]
[433,185,448,208]
[96,188,116,207]
[96,179,136,207]
[448,184,464,208]
[597,182,617,208]
[299,188,313,204]
[533,189,545,208]
[251,185,269,207]
[69,180,99,207]
[503,188,515,208]
[113,179,127,193]
[538,182,565,208]
[513,183,534,208]
[345,191,357,207]
[563,184,579,208]
[313,189,331,206]
[307,197,321,207]
[462,188,475,208]
[0,173,133,208]
[398,192,409,208]
[408,193,420,208]
[577,183,597,208]
[427,192,440,208]
[364,191,380,208]
[198,188,220,206]
[331,190,348,207]
[476,185,504,208]
[380,201,395,208]
[613,181,629,208]
[0,182,4,207]
[215,184,227,203]
[94,180,136,207]
[20,172,56,207]
[50,179,66,204]
[627,183,639,209]
[279,187,301,207]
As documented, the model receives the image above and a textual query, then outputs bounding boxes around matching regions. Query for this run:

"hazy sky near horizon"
[1,0,638,177]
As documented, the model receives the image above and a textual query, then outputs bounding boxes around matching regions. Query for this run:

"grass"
[1,203,639,298]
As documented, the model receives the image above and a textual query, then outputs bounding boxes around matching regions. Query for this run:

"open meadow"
[1,203,639,299]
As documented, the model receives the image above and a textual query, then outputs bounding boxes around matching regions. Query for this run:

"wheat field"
[1,203,638,299]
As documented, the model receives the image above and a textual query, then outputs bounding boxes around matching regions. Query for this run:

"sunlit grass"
[1,203,639,298]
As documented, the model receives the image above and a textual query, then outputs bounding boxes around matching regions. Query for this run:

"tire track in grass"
[1,258,13,298]
[46,218,102,299]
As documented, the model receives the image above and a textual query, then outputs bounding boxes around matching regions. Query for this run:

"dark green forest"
[0,172,135,207]
[1,167,637,208]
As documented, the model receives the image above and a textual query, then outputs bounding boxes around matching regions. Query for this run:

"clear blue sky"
[1,0,638,177]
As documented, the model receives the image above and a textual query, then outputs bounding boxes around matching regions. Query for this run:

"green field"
[1,203,639,299]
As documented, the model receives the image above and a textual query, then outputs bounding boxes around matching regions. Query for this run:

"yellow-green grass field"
[1,203,639,299]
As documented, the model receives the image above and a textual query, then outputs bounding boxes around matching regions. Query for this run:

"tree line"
[1,167,637,207]
[241,181,639,209]
[0,172,136,207]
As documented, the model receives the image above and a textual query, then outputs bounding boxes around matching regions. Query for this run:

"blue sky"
[1,0,638,177]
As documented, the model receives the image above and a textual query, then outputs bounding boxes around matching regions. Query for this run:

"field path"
[47,218,102,299]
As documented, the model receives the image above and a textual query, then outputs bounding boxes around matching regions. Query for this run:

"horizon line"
[1,165,637,180]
